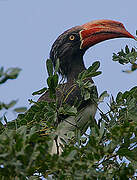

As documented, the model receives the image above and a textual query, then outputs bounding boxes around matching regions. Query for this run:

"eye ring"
[69,35,75,41]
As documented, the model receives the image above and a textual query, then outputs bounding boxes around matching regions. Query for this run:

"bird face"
[50,20,135,77]
[50,26,84,75]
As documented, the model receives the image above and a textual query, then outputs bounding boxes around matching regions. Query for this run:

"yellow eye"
[69,35,75,41]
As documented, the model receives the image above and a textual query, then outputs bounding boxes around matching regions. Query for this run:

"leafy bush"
[0,46,137,179]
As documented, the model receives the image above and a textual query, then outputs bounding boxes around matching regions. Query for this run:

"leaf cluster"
[46,59,59,99]
[77,61,101,101]
[0,67,27,126]
[0,47,137,179]
[112,45,137,72]
[0,67,21,84]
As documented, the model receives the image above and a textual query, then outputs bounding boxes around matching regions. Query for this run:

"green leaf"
[78,61,101,80]
[7,100,18,109]
[98,91,109,102]
[47,76,52,88]
[53,74,59,88]
[54,58,60,74]
[66,106,77,115]
[78,70,86,79]
[47,74,58,98]
[13,107,27,113]
[87,61,100,72]
[6,67,21,79]
[0,67,21,84]
[116,92,123,104]
[84,91,90,100]
[99,121,105,139]
[32,87,47,95]
[85,71,102,78]
[47,75,58,90]
[46,59,53,76]
[125,45,130,54]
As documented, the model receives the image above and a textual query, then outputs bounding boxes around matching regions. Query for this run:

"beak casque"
[79,19,135,49]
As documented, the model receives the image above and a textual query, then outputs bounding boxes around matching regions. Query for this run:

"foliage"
[0,67,21,84]
[0,46,137,179]
[0,67,27,131]
[112,33,137,73]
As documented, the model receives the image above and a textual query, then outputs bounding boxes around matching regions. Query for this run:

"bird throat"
[66,57,86,82]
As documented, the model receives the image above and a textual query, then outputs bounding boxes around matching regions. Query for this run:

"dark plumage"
[50,27,84,78]
[38,27,89,109]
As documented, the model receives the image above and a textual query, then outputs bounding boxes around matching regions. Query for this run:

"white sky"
[0,0,137,120]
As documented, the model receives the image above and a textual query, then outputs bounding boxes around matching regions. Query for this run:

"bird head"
[50,19,135,79]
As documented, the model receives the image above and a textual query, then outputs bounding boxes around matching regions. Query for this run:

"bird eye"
[69,35,75,41]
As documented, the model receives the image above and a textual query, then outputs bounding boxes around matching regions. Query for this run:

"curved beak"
[79,19,135,49]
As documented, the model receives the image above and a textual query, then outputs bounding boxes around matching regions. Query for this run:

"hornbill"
[38,20,135,155]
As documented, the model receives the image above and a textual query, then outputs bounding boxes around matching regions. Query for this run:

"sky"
[0,0,137,120]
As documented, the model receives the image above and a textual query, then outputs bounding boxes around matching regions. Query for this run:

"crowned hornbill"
[38,20,135,155]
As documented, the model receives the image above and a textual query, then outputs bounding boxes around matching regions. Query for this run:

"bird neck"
[67,57,86,82]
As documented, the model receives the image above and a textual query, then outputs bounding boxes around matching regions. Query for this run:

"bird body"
[38,19,135,155]
[51,103,97,155]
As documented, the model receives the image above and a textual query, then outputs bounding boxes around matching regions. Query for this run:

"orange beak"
[79,19,135,49]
